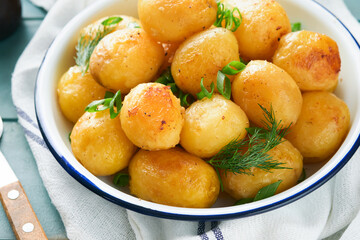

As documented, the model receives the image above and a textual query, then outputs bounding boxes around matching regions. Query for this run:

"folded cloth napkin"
[12,0,360,239]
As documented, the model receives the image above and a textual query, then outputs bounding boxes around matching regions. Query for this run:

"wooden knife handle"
[0,181,47,240]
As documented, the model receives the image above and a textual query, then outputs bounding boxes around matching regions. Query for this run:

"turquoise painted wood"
[0,0,66,239]
[344,0,360,21]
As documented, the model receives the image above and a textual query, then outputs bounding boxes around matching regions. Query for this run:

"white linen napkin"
[12,0,360,239]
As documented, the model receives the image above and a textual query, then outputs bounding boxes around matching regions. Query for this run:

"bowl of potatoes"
[35,0,360,220]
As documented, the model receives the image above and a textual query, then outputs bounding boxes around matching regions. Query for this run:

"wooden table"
[0,0,358,239]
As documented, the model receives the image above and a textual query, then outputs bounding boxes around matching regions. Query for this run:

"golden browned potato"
[232,60,302,128]
[272,30,341,92]
[129,148,220,208]
[138,0,217,43]
[221,140,303,200]
[171,28,240,96]
[79,15,141,41]
[223,0,291,61]
[120,83,185,150]
[286,92,350,163]
[157,42,181,75]
[71,110,137,176]
[57,65,107,123]
[180,94,249,158]
[89,28,164,93]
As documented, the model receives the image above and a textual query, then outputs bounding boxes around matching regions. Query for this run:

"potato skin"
[286,92,350,163]
[181,94,249,158]
[171,28,240,96]
[71,110,137,176]
[120,83,185,150]
[89,28,164,93]
[223,0,291,61]
[129,148,220,208]
[138,0,217,43]
[79,15,141,41]
[232,60,302,128]
[57,66,107,123]
[221,140,303,200]
[272,30,341,92]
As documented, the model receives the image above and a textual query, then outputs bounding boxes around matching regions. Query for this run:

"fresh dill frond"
[208,105,291,176]
[74,16,123,74]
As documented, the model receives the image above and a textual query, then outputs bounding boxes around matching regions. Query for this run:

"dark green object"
[235,180,283,205]
[113,173,130,187]
[0,0,22,40]
[291,22,302,32]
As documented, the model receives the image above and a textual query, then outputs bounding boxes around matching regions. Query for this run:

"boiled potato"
[223,0,291,61]
[286,92,350,163]
[171,28,240,96]
[221,140,303,200]
[232,60,302,128]
[181,94,249,158]
[57,65,107,123]
[138,0,217,43]
[157,42,181,75]
[79,15,141,41]
[71,110,137,176]
[273,30,341,92]
[89,28,164,93]
[129,148,220,208]
[120,83,185,150]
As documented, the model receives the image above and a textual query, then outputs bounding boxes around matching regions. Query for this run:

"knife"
[0,117,47,240]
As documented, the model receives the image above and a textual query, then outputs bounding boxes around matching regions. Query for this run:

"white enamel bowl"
[35,0,360,220]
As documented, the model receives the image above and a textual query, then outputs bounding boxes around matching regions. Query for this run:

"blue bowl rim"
[34,0,360,221]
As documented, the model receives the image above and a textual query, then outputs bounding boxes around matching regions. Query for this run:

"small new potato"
[286,92,350,163]
[57,65,107,123]
[138,0,217,43]
[181,94,249,158]
[71,110,137,176]
[273,30,341,92]
[221,140,303,200]
[120,83,185,150]
[232,60,302,128]
[89,28,164,93]
[79,15,141,41]
[172,28,240,96]
[129,148,220,208]
[223,0,291,61]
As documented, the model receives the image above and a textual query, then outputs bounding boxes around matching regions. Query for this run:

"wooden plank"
[0,20,42,119]
[0,122,66,239]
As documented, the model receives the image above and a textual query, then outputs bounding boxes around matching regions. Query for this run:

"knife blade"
[0,150,48,240]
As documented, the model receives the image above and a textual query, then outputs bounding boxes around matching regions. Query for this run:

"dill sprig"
[208,105,291,176]
[74,16,122,74]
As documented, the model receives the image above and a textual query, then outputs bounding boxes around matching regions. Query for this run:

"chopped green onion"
[214,2,242,32]
[85,90,122,119]
[216,71,232,99]
[102,16,123,26]
[235,180,283,205]
[113,173,130,187]
[221,61,246,75]
[104,91,115,99]
[253,180,282,201]
[196,78,215,100]
[291,22,301,32]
